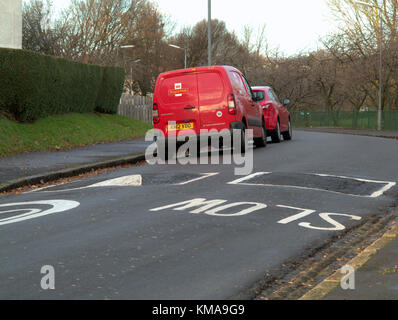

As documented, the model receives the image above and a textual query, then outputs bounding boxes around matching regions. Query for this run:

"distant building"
[0,0,22,49]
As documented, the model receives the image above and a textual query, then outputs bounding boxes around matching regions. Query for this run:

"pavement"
[0,138,151,189]
[0,128,398,300]
[298,127,398,139]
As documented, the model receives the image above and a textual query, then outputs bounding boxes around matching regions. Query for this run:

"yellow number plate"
[168,123,194,131]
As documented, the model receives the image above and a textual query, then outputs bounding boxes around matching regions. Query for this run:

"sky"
[31,0,340,56]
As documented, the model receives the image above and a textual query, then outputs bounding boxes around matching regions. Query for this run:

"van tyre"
[271,120,282,143]
[282,119,293,141]
[254,124,267,148]
[232,124,246,155]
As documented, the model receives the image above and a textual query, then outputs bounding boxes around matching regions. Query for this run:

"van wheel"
[271,120,282,143]
[239,124,246,155]
[232,124,246,155]
[282,119,293,141]
[254,125,267,148]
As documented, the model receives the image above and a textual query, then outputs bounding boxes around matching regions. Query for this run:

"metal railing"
[291,110,398,131]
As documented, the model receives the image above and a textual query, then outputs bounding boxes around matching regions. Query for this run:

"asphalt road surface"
[1,131,397,300]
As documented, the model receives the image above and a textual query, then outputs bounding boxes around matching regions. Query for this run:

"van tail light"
[227,94,237,115]
[153,103,160,124]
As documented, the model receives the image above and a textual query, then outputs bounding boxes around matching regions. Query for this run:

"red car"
[252,86,292,143]
[153,66,267,152]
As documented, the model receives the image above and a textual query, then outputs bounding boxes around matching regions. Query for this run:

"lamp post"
[128,59,141,95]
[169,44,187,69]
[208,0,212,66]
[120,45,139,95]
[355,0,383,131]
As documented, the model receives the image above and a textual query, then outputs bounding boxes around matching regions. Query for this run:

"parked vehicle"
[252,86,292,143]
[152,66,267,155]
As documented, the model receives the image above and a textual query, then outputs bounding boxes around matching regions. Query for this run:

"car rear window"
[197,72,224,105]
[253,91,265,102]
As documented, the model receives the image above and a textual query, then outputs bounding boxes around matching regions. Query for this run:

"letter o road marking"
[204,202,267,217]
[0,200,80,226]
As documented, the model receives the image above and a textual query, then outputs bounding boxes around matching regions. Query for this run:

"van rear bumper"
[156,122,245,143]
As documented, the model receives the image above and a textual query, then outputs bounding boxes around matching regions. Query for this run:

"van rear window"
[197,72,224,105]
[159,74,197,104]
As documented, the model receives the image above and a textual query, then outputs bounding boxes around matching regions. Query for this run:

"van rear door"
[158,73,200,135]
[197,71,227,131]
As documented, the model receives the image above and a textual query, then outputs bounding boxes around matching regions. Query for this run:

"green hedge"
[0,48,124,122]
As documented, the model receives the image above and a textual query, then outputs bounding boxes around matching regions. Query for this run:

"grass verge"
[0,113,153,157]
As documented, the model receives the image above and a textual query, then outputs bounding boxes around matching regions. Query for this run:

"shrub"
[0,48,124,122]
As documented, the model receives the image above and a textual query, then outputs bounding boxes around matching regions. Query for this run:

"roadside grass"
[0,113,153,157]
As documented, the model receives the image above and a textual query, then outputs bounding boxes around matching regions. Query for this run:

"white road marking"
[178,173,219,185]
[277,205,316,224]
[229,172,396,198]
[150,197,362,231]
[26,172,218,194]
[150,198,266,217]
[298,213,362,231]
[89,175,142,187]
[25,175,143,193]
[314,173,396,198]
[0,200,80,226]
[228,172,271,185]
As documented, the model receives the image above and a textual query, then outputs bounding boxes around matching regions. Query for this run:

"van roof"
[159,65,242,78]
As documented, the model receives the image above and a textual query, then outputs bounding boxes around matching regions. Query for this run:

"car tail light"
[227,94,236,115]
[153,103,160,124]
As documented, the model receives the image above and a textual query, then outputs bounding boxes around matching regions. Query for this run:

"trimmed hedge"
[0,48,124,122]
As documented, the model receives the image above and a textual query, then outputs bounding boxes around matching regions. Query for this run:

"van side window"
[241,75,254,99]
[230,71,246,94]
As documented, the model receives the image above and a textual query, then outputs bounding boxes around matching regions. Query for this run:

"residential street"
[0,130,397,299]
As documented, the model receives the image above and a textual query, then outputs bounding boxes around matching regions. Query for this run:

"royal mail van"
[152,66,267,153]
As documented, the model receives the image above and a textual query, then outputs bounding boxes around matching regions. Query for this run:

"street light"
[355,0,383,131]
[169,44,187,69]
[120,45,135,49]
[208,0,212,66]
[127,59,141,95]
[120,45,139,95]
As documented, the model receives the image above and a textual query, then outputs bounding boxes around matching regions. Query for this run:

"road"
[0,130,397,299]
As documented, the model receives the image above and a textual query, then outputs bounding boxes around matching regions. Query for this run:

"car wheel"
[254,124,267,148]
[282,119,293,141]
[271,120,282,143]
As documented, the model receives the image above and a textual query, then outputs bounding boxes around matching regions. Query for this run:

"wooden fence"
[118,94,153,124]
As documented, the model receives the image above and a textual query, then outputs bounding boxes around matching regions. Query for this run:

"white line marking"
[28,175,143,193]
[89,175,142,187]
[0,200,80,226]
[277,205,316,224]
[228,172,271,185]
[228,172,396,198]
[178,173,219,185]
[314,173,396,198]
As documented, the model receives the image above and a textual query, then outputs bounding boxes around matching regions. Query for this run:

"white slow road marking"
[228,172,396,198]
[0,200,80,226]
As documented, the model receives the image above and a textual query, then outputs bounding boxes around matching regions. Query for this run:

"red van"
[152,66,267,154]
[252,86,292,143]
